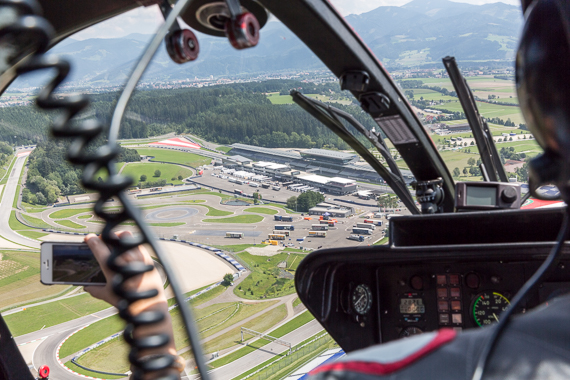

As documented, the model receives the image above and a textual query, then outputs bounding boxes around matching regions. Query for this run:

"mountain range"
[11,0,523,89]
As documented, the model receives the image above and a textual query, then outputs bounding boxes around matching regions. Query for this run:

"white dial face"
[352,284,372,315]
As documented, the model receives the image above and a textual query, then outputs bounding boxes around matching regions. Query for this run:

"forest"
[24,140,141,205]
[0,80,375,150]
[13,79,378,202]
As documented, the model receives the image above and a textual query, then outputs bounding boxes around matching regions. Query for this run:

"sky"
[71,0,520,40]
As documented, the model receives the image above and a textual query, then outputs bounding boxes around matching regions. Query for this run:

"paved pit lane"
[145,207,199,221]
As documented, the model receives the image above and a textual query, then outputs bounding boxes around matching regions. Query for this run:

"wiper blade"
[291,90,419,214]
[443,57,508,182]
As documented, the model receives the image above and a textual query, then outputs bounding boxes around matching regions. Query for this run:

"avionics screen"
[52,244,105,283]
[466,186,496,206]
[399,298,425,314]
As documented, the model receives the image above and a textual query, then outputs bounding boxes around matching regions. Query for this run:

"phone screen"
[52,244,106,284]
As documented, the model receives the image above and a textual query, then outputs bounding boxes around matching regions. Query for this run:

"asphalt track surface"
[145,206,199,221]
[0,154,40,249]
[15,307,118,380]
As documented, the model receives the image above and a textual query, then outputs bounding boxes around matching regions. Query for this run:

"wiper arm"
[291,90,419,214]
[443,57,508,182]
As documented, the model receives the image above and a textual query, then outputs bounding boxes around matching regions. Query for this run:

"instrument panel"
[376,260,525,341]
[295,242,570,352]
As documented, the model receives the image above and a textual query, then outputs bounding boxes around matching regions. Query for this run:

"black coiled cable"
[0,0,210,379]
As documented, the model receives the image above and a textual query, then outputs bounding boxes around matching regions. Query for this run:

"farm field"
[429,100,524,125]
[267,93,352,105]
[121,162,193,185]
[135,148,211,168]
[0,250,71,311]
[469,139,541,156]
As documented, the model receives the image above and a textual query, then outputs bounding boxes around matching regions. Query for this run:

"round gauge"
[472,292,510,327]
[352,284,372,315]
[400,326,423,338]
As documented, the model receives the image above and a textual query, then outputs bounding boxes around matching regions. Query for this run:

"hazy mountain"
[9,0,522,89]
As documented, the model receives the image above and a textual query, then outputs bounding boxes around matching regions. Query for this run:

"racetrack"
[158,241,236,298]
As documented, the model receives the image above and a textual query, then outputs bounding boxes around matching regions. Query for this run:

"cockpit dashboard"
[296,208,570,352]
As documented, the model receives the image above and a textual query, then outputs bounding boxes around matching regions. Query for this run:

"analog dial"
[400,326,423,338]
[352,284,372,315]
[472,292,510,327]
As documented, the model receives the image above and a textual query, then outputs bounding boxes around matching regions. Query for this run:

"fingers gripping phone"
[41,242,106,285]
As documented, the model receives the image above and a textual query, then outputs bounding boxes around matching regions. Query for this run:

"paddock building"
[228,143,415,185]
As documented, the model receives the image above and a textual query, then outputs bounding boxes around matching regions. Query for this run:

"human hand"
[83,231,177,359]
[84,231,165,310]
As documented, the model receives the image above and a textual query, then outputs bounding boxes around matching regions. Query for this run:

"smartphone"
[40,242,106,286]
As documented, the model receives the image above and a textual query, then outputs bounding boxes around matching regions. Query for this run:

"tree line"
[24,140,141,205]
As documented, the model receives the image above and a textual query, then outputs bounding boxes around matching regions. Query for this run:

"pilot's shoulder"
[309,329,457,379]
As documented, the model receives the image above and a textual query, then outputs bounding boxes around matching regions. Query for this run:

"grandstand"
[228,143,415,185]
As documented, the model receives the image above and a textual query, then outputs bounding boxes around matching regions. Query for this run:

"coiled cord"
[0,0,210,379]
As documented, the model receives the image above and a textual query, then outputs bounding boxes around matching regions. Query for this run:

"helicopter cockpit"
[0,0,569,379]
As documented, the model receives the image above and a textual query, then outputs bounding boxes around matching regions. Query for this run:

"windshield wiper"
[443,57,508,182]
[291,90,419,214]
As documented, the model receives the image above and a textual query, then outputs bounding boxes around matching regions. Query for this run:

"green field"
[121,163,193,185]
[0,250,72,311]
[4,293,110,336]
[74,290,281,373]
[49,207,93,219]
[216,146,232,153]
[77,214,92,219]
[148,222,185,227]
[64,361,124,380]
[267,93,351,105]
[200,304,287,356]
[55,220,86,229]
[17,230,49,239]
[431,99,524,125]
[0,156,16,186]
[199,205,233,216]
[61,284,225,361]
[470,139,541,156]
[135,148,211,168]
[241,334,336,380]
[234,251,304,299]
[59,315,125,358]
[10,211,50,231]
[244,207,279,215]
[202,215,263,224]
[20,201,48,213]
[374,236,389,245]
[264,203,298,214]
[211,244,259,253]
[209,310,314,368]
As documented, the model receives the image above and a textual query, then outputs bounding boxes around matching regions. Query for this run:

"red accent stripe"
[310,329,456,376]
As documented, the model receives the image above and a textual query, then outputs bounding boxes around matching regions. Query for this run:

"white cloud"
[72,6,163,40]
